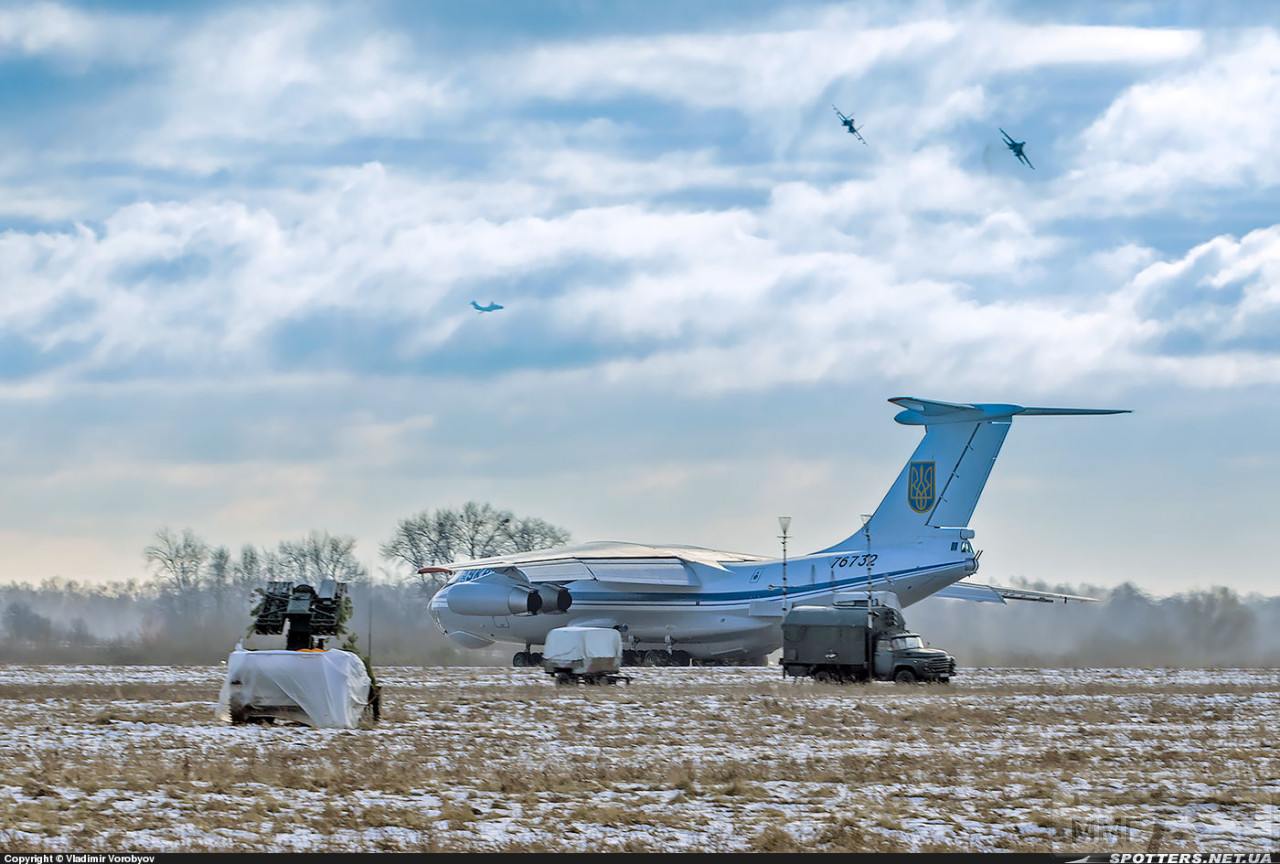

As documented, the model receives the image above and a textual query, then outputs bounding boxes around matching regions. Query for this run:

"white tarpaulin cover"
[217,648,371,728]
[543,626,622,674]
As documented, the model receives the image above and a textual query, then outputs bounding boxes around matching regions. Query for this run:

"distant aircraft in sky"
[1000,128,1034,170]
[832,105,867,145]
[471,300,504,313]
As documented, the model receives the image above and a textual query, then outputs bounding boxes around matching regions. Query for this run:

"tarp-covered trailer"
[218,647,377,728]
[541,626,631,685]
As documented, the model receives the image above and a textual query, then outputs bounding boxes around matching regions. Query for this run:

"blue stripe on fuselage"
[566,561,964,605]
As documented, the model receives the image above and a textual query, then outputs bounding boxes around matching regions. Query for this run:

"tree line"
[4,501,1278,667]
[0,501,570,665]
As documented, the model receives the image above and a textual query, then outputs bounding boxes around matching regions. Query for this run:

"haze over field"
[2,2,1279,593]
[4,566,1278,668]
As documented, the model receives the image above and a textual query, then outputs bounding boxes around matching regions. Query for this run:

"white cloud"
[121,7,454,170]
[0,1,165,64]
[1056,31,1280,212]
[1125,225,1280,354]
[507,13,1199,114]
[4,153,1280,400]
[510,15,957,114]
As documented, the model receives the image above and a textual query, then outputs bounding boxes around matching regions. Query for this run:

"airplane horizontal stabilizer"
[933,581,1099,604]
[888,396,1130,426]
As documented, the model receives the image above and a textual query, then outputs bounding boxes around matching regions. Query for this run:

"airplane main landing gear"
[640,649,691,667]
[512,651,543,667]
[691,654,769,667]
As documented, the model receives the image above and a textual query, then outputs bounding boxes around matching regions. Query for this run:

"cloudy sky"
[2,1,1277,593]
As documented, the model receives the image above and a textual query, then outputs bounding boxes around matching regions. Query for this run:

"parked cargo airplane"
[426,397,1128,666]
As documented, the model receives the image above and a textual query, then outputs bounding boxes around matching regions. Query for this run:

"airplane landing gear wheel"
[512,651,533,667]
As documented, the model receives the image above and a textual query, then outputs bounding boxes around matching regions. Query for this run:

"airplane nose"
[428,586,496,648]
[428,587,452,635]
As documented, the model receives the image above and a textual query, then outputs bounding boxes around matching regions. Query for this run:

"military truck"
[779,602,956,684]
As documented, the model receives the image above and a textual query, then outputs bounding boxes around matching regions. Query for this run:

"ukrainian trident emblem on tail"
[907,460,936,513]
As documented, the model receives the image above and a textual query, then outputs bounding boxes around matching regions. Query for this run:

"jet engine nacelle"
[447,582,542,616]
[535,585,573,613]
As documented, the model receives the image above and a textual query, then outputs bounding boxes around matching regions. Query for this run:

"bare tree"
[381,509,459,578]
[454,501,512,559]
[205,546,231,610]
[274,532,367,584]
[144,528,209,595]
[505,516,570,554]
[232,544,262,597]
[381,502,571,590]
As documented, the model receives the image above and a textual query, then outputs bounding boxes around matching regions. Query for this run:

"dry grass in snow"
[0,665,1275,851]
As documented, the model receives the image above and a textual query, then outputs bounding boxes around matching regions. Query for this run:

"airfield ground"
[0,665,1274,852]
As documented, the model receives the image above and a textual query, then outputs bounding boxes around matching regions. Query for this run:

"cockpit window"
[960,540,974,554]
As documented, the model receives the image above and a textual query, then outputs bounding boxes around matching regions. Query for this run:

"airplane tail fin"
[820,397,1130,551]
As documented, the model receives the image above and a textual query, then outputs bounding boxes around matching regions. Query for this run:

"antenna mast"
[862,514,873,680]
[778,516,792,612]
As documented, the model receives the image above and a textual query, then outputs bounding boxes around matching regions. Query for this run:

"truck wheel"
[894,668,917,685]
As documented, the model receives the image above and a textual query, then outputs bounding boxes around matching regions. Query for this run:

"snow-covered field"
[0,665,1275,851]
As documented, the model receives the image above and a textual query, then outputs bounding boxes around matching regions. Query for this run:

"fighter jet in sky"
[471,300,504,313]
[1000,128,1034,170]
[832,105,867,145]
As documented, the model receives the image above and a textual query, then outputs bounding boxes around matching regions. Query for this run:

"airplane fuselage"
[428,537,977,660]
[426,395,1126,664]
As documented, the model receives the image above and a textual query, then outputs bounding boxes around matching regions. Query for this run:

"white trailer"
[541,626,631,685]
[217,647,376,727]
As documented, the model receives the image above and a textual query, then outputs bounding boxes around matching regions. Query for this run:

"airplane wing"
[532,558,697,586]
[1023,154,1035,170]
[439,541,767,588]
[999,128,1013,143]
[931,580,1099,604]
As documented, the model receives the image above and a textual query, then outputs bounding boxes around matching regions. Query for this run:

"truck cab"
[873,631,955,683]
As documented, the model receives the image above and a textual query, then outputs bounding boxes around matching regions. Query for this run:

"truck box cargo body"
[780,604,955,684]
